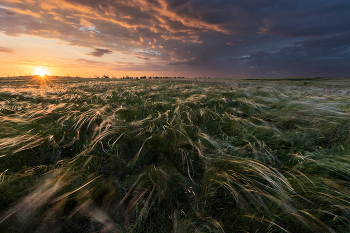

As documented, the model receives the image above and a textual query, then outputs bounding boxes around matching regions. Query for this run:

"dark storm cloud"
[0,46,15,54]
[0,0,349,76]
[257,1,350,38]
[241,31,350,76]
[88,48,113,57]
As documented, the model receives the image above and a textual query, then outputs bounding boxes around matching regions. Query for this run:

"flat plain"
[1,76,350,232]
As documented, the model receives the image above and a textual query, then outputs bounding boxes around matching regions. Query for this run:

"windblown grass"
[0,76,350,232]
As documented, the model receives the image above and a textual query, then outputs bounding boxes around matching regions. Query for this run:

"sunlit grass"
[0,76,350,232]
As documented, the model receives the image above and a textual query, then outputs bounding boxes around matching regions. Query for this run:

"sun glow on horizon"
[34,67,50,76]
[32,67,53,87]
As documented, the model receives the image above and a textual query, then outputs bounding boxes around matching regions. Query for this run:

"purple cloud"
[0,46,15,54]
[88,48,113,57]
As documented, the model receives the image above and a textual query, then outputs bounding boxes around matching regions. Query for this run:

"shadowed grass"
[0,77,350,232]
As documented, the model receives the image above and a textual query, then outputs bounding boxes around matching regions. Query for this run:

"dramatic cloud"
[0,0,349,77]
[88,48,113,57]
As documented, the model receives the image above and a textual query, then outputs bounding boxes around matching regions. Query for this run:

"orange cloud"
[39,2,57,11]
[134,0,230,34]
[80,19,95,28]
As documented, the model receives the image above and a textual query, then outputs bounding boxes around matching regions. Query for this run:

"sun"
[34,67,50,76]
[32,67,53,87]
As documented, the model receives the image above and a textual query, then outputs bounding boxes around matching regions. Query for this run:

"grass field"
[1,76,350,232]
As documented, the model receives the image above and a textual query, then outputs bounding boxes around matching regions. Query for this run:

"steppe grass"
[0,76,350,232]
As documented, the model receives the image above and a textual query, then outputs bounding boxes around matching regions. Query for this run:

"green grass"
[0,76,350,232]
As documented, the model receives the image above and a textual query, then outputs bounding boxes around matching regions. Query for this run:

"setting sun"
[32,67,53,87]
[34,67,49,76]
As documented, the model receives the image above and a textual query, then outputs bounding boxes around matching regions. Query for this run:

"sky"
[0,0,350,78]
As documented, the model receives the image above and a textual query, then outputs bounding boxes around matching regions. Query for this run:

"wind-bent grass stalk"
[0,77,350,232]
